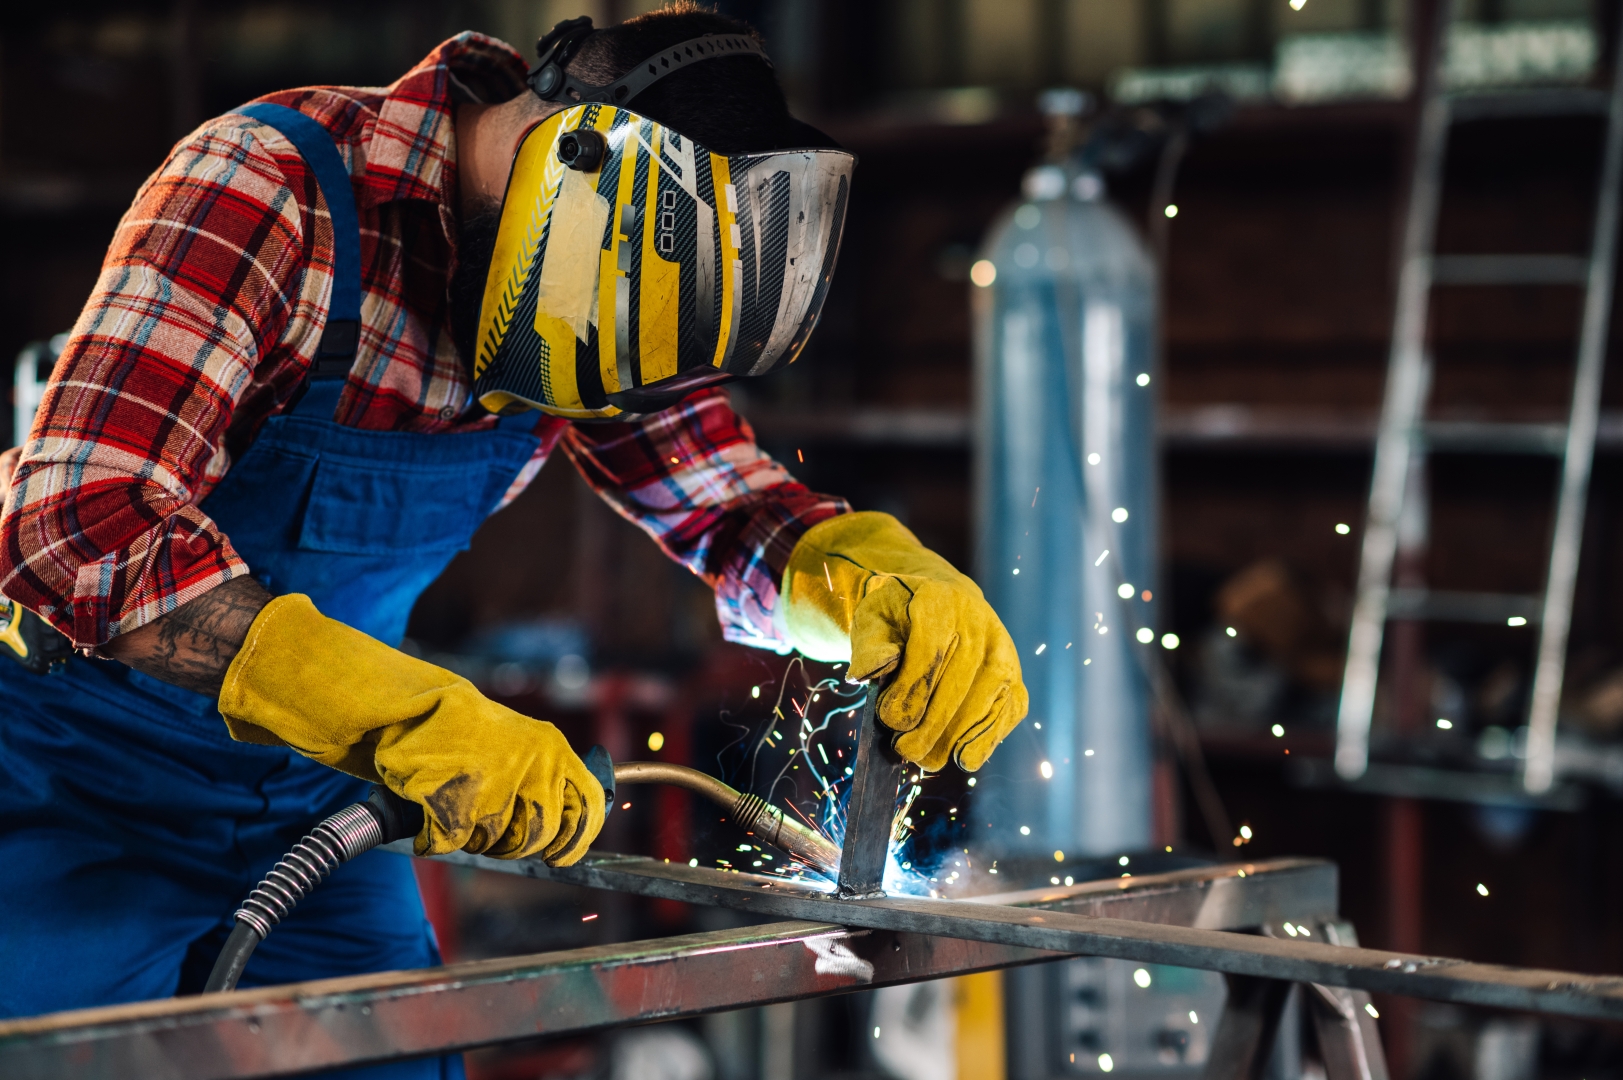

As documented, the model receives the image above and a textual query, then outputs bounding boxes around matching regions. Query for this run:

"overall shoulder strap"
[237,101,360,419]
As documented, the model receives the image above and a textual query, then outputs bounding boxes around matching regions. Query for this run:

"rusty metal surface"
[405,850,1623,1020]
[0,859,1331,1079]
[9,855,1622,1077]
[410,849,1339,934]
[0,921,1053,1080]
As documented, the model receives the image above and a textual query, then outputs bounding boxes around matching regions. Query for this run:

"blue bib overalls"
[0,104,539,1078]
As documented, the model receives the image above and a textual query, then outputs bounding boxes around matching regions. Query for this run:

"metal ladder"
[1335,1,1623,794]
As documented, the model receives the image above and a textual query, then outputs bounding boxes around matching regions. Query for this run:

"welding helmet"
[471,21,856,419]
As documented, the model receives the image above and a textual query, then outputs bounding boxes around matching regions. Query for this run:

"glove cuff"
[217,593,465,781]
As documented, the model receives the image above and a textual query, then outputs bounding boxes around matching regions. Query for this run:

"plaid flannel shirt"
[0,33,846,652]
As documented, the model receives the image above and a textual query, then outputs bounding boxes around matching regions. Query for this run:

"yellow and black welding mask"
[470,103,855,419]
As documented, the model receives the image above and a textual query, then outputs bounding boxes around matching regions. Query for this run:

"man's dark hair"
[569,4,793,153]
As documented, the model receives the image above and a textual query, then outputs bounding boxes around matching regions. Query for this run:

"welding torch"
[202,749,843,993]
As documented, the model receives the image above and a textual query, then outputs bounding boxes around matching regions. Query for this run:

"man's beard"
[447,198,502,379]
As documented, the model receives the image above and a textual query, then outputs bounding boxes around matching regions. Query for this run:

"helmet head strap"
[528,17,772,108]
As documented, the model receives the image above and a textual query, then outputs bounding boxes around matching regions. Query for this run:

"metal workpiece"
[0,859,1321,1080]
[611,760,842,876]
[834,682,907,898]
[395,850,1623,1020]
[16,855,1623,1077]
[1206,974,1294,1079]
[419,851,1338,932]
[0,921,1052,1080]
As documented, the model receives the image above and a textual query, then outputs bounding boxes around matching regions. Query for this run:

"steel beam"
[0,921,1055,1080]
[406,850,1623,1020]
[0,859,1325,1080]
[1204,975,1293,1080]
[8,855,1621,1078]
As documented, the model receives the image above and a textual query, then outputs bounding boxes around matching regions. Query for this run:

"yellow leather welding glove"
[217,593,603,865]
[781,512,1028,772]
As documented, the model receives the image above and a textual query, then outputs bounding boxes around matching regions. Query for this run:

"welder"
[0,7,1028,1074]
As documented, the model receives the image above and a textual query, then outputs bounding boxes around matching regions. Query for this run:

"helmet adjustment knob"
[557,130,607,172]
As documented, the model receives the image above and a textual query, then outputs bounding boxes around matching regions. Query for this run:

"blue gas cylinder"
[971,160,1159,860]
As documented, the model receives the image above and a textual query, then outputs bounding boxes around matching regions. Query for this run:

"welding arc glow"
[730,656,859,884]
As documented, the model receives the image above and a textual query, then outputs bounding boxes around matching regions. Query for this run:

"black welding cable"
[203,786,423,994]
[202,753,615,994]
[204,922,262,995]
[203,750,835,993]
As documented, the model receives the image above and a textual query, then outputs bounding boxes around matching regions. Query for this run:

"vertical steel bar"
[1309,984,1391,1080]
[1311,921,1392,1080]
[837,682,906,898]
[1524,42,1623,794]
[1202,975,1293,1080]
[1336,0,1455,780]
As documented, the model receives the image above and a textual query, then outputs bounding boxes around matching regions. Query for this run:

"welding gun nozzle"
[611,761,842,877]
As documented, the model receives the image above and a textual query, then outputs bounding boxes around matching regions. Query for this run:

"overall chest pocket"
[297,452,508,555]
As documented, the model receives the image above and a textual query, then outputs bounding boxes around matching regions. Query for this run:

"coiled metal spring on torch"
[234,803,384,939]
[730,792,782,842]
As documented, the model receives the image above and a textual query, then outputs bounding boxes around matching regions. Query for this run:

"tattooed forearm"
[102,576,272,695]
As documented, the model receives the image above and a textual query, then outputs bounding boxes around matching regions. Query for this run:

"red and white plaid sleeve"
[0,116,333,648]
[563,389,849,652]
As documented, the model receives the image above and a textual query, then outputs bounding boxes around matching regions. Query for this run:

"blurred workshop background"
[9,0,1623,1077]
